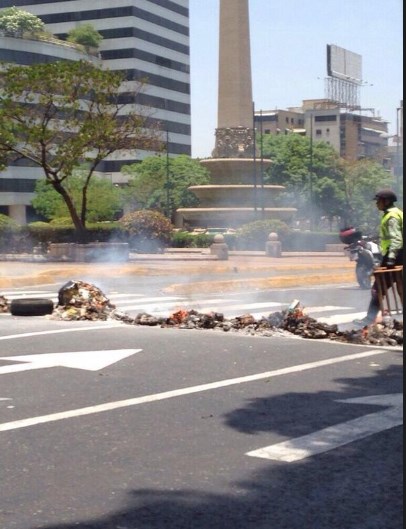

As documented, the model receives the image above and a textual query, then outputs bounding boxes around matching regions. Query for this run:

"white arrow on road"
[0,349,142,375]
[246,393,403,463]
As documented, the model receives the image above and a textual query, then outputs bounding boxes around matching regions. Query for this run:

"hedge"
[0,223,341,254]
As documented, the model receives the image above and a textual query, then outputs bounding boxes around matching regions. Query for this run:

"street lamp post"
[260,109,265,218]
[395,104,403,195]
[309,112,314,230]
[252,102,258,214]
[166,130,171,219]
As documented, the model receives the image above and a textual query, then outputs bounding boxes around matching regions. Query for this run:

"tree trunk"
[52,180,87,242]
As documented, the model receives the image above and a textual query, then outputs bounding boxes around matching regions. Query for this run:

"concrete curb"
[0,254,356,290]
[0,263,356,288]
[163,272,356,294]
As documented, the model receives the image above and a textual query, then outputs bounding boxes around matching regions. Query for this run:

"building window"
[316,129,322,136]
[315,115,337,122]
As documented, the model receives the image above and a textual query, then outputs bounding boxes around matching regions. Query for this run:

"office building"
[0,0,191,222]
[255,99,389,164]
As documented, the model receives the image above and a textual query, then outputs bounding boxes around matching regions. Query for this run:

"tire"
[356,264,372,290]
[10,298,54,317]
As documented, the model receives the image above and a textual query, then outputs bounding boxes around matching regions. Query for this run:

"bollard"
[210,234,229,260]
[265,232,282,258]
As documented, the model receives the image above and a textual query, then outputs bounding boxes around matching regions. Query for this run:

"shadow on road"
[29,363,403,529]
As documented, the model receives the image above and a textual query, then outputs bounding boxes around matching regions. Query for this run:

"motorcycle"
[339,228,382,289]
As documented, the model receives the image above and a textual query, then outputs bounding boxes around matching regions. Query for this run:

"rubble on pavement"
[0,295,9,313]
[50,280,116,321]
[112,298,403,347]
[2,281,403,347]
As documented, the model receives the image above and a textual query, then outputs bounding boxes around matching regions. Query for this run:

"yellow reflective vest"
[380,207,403,256]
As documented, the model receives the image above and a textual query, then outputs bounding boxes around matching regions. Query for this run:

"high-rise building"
[0,0,190,222]
[255,99,389,164]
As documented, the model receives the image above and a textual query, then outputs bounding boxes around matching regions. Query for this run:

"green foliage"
[340,159,394,233]
[0,213,18,230]
[48,217,74,227]
[122,155,211,217]
[260,134,396,231]
[280,231,340,252]
[0,7,45,37]
[0,214,19,250]
[67,24,103,50]
[170,231,214,248]
[0,60,162,239]
[119,210,174,252]
[32,172,123,223]
[236,220,290,250]
[262,134,343,216]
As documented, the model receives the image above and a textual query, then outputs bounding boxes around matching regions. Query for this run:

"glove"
[386,258,396,269]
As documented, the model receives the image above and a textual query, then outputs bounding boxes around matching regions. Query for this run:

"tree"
[121,155,211,219]
[0,60,162,240]
[67,24,103,51]
[0,7,45,37]
[32,169,123,223]
[261,133,343,224]
[119,210,174,252]
[260,134,395,231]
[340,159,394,233]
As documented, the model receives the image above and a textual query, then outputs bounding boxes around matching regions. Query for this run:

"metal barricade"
[373,266,403,316]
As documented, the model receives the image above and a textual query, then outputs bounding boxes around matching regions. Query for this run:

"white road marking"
[0,349,142,375]
[246,393,403,463]
[112,296,184,305]
[0,290,56,296]
[317,312,368,324]
[0,350,388,432]
[1,288,362,322]
[121,300,284,315]
[305,305,353,313]
[0,323,122,341]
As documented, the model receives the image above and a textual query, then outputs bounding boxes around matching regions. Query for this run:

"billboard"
[327,44,362,85]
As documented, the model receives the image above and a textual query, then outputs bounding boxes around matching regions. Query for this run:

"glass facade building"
[0,0,191,222]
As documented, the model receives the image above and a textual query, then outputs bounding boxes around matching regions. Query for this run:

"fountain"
[177,0,296,229]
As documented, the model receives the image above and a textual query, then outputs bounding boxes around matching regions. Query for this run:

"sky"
[189,0,403,159]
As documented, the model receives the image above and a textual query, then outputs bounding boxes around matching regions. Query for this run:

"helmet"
[373,189,397,202]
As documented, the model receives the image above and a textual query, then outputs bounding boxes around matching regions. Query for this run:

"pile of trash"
[0,295,9,313]
[50,280,116,321]
[113,301,403,348]
[1,281,403,347]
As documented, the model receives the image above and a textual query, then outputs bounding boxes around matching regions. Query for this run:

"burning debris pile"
[50,280,116,321]
[0,295,9,313]
[113,301,403,348]
[1,281,403,347]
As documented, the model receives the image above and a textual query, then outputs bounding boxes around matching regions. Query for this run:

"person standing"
[354,189,403,327]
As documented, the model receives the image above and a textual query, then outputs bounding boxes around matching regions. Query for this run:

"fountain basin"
[177,207,297,228]
[189,184,285,207]
[200,158,272,185]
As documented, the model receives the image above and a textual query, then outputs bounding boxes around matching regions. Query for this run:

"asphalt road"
[0,281,403,529]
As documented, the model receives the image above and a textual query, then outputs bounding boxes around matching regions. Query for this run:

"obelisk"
[176,0,297,228]
[213,0,255,158]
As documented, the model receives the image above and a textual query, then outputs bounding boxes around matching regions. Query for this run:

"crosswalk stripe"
[112,296,184,305]
[317,312,367,324]
[0,288,375,325]
[0,290,56,296]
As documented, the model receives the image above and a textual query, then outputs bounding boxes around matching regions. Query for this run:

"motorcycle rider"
[354,188,403,327]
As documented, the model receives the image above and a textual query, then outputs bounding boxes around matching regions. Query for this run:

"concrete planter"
[48,243,76,261]
[48,242,129,262]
